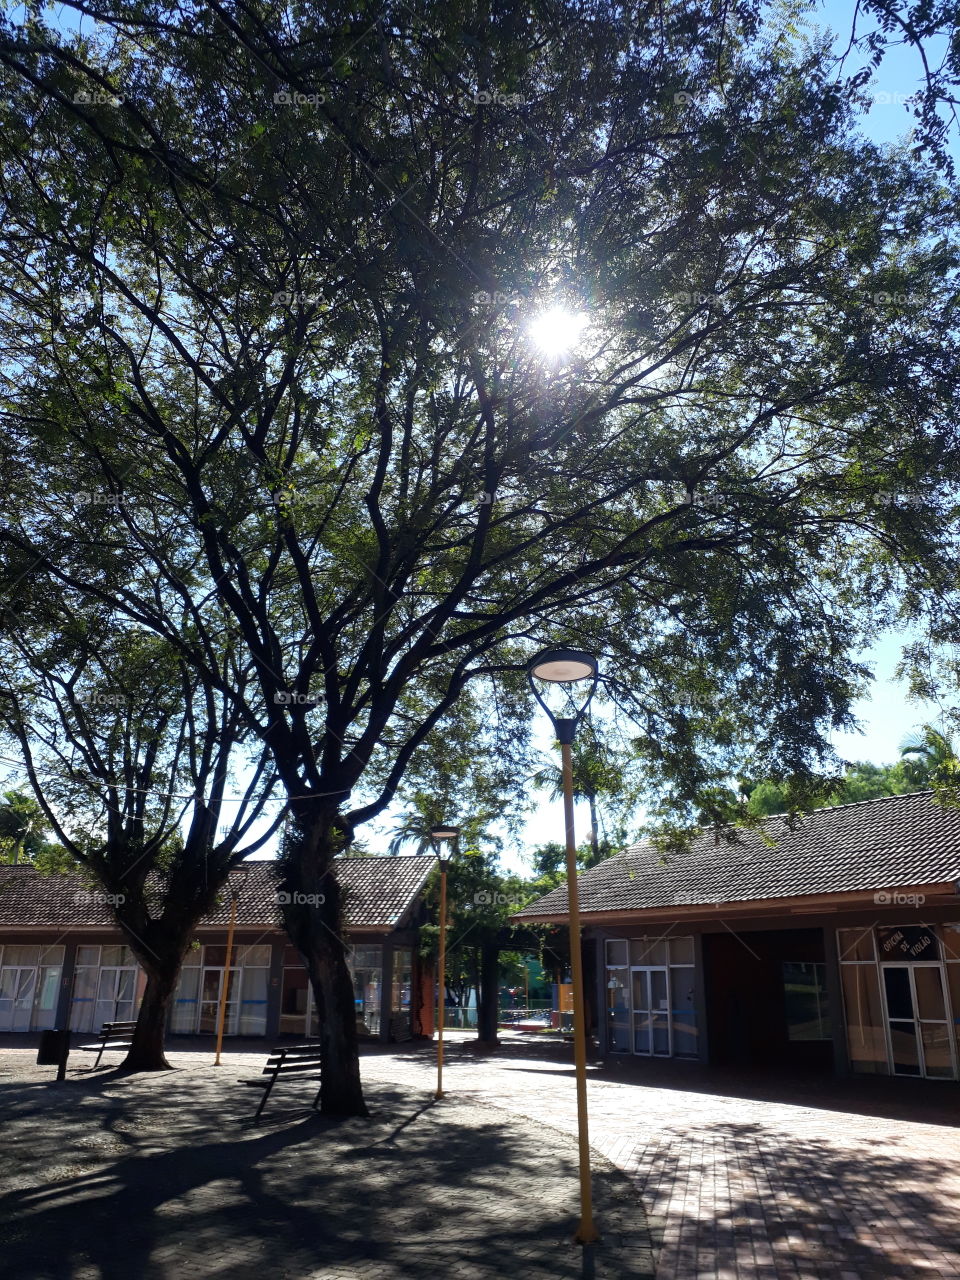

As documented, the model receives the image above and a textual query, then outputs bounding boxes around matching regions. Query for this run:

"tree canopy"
[0,788,72,870]
[2,0,960,1108]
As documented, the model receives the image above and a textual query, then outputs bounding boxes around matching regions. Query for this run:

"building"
[514,791,960,1081]
[0,855,437,1043]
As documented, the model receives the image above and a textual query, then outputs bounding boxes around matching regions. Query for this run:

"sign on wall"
[875,925,939,961]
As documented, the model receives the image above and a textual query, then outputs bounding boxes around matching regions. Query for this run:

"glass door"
[882,964,957,1079]
[0,967,36,1031]
[606,969,630,1052]
[94,967,137,1028]
[631,968,671,1055]
[649,969,671,1055]
[197,967,239,1034]
[631,969,650,1053]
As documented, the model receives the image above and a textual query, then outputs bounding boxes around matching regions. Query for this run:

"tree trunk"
[120,955,181,1071]
[476,941,500,1048]
[588,794,600,864]
[279,805,368,1117]
[303,932,368,1115]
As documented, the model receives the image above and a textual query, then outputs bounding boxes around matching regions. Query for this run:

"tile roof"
[0,855,437,932]
[515,790,960,920]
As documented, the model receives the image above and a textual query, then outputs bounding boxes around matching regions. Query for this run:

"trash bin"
[37,1028,70,1067]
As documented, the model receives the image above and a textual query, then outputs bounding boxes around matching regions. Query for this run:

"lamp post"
[214,866,249,1066]
[430,824,459,1099]
[528,648,600,1245]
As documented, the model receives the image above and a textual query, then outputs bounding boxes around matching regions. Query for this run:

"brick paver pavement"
[360,1034,960,1280]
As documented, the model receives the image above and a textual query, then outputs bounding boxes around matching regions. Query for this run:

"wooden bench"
[78,1020,138,1068]
[240,1042,323,1121]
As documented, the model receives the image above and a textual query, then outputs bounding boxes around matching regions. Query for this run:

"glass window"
[605,939,628,967]
[36,968,60,1010]
[920,1022,955,1079]
[170,964,201,1034]
[837,929,876,963]
[3,945,40,967]
[100,945,131,967]
[38,945,64,965]
[70,964,98,1032]
[940,924,960,964]
[349,946,382,1036]
[239,965,268,1036]
[783,961,830,1040]
[391,948,412,1016]
[888,1018,922,1075]
[914,966,947,1021]
[236,944,271,967]
[669,937,695,966]
[76,946,100,966]
[631,937,667,966]
[840,962,889,1074]
[203,945,228,967]
[181,946,202,967]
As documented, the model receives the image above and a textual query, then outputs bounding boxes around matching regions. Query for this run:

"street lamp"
[430,824,459,1100]
[528,648,600,1245]
[214,864,249,1066]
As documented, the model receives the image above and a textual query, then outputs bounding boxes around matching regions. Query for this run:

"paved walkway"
[0,1038,652,1280]
[2,1033,959,1278]
[360,1034,960,1280]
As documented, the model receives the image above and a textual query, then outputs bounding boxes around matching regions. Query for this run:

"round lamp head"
[430,825,460,842]
[527,648,599,744]
[528,649,597,684]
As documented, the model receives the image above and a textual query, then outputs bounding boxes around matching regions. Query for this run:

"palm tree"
[386,809,445,856]
[532,739,627,865]
[899,724,958,789]
[0,790,49,864]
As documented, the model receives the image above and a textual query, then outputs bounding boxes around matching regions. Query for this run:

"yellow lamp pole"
[430,824,458,1100]
[560,737,597,1243]
[214,867,247,1066]
[528,648,600,1246]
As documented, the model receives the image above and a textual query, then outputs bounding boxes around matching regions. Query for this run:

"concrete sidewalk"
[0,1041,653,1280]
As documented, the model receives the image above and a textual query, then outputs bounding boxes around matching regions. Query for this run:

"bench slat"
[265,1049,324,1059]
[261,1061,322,1074]
[246,1043,323,1120]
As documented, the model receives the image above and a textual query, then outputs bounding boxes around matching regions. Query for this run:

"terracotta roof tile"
[515,790,960,919]
[0,855,437,932]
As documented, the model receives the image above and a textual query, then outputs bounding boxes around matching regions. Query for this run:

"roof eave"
[512,881,960,926]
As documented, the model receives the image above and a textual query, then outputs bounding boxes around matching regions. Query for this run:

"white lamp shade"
[529,650,597,683]
[430,826,460,841]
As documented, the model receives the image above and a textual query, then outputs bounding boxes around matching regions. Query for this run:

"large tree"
[0,618,280,1070]
[2,1,960,1111]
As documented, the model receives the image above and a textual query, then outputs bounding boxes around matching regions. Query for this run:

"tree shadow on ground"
[0,1074,653,1280]
[639,1116,960,1279]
